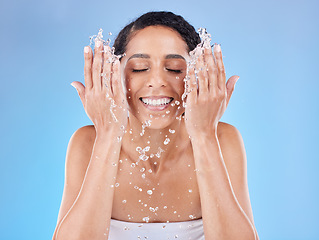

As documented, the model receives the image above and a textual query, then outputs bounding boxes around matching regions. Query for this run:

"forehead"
[125,26,189,58]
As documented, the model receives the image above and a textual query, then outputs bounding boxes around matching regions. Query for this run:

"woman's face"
[121,26,189,128]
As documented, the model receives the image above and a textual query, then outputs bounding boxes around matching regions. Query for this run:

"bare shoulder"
[217,121,246,158]
[217,121,242,140]
[65,125,96,178]
[216,121,256,226]
[53,125,97,238]
[69,124,96,150]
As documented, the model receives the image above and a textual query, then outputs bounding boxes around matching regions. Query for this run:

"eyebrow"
[127,53,185,61]
[128,54,150,61]
[165,54,185,60]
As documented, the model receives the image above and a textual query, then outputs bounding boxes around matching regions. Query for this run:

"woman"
[53,11,259,240]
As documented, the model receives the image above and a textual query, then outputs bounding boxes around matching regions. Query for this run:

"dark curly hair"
[113,11,201,58]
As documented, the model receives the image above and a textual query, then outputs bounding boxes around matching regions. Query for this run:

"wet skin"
[54,24,258,240]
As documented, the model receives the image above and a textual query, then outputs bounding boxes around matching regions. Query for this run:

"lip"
[139,96,173,112]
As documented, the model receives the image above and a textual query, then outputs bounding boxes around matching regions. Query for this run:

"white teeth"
[141,97,172,106]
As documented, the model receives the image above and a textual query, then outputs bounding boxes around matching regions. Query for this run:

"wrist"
[189,128,218,142]
[95,127,121,141]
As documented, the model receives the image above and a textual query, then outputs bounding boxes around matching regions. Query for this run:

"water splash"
[182,28,213,107]
[155,147,164,158]
[140,120,152,136]
[136,146,151,162]
[89,28,124,62]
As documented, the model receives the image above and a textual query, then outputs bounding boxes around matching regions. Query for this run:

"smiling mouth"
[139,97,174,107]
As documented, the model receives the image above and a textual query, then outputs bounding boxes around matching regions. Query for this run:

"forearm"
[191,134,256,240]
[55,131,121,240]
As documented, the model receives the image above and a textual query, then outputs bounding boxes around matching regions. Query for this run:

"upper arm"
[53,125,96,238]
[217,122,256,226]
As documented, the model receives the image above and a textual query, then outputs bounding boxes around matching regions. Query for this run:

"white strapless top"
[108,218,205,240]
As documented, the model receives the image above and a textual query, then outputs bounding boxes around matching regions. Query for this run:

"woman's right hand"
[71,41,128,137]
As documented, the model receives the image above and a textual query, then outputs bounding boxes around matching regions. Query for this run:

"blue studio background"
[0,0,318,239]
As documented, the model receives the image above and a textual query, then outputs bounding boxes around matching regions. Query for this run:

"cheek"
[171,75,186,97]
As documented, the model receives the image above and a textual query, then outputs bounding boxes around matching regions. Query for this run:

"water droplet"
[165,110,170,114]
[142,217,150,223]
[163,206,167,209]
[164,138,170,145]
[147,190,153,195]
[123,226,129,230]
[141,173,145,179]
[148,169,152,173]
[139,188,143,192]
[188,189,193,193]
[144,146,150,152]
[149,207,156,212]
[131,163,136,168]
[122,200,127,203]
[174,211,177,214]
[140,168,145,172]
[115,183,120,187]
[174,235,178,238]
[169,129,175,134]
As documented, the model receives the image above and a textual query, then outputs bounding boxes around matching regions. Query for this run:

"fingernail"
[84,46,90,53]
[71,83,76,89]
[235,77,239,87]
[95,41,102,47]
[214,44,221,52]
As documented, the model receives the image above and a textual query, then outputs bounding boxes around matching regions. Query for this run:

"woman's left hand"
[184,44,239,139]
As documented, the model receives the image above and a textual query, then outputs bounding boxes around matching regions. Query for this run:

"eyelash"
[132,69,148,72]
[132,68,182,73]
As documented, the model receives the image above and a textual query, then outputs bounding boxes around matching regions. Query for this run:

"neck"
[121,113,189,171]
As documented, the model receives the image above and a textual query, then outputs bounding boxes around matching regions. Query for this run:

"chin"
[128,107,184,130]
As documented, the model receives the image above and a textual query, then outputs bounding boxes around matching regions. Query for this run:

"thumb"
[226,75,239,106]
[71,81,85,104]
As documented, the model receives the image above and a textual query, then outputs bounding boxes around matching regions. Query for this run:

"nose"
[146,68,167,88]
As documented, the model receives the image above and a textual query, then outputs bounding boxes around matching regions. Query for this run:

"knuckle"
[219,67,225,74]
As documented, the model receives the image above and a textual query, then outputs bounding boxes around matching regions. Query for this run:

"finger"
[205,46,218,94]
[112,59,124,101]
[102,45,112,95]
[213,44,226,92]
[186,67,197,105]
[226,75,239,107]
[92,40,104,90]
[84,46,93,89]
[196,52,209,96]
[71,81,85,105]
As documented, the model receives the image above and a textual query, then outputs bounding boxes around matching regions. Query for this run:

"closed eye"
[166,68,182,73]
[132,69,148,72]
